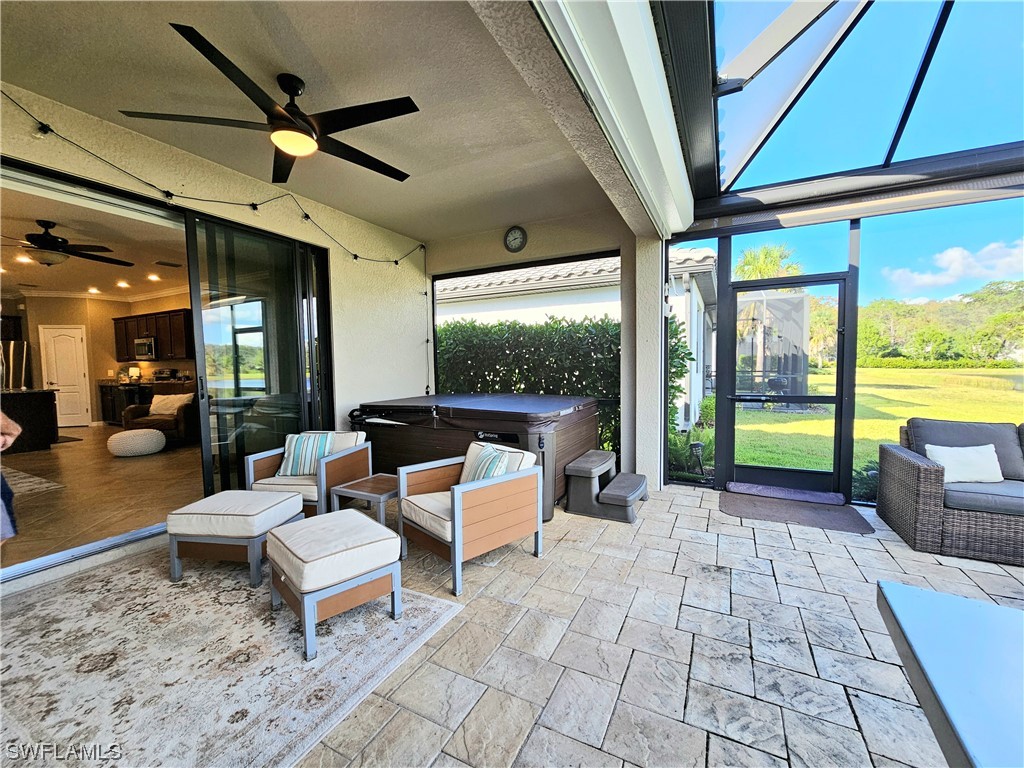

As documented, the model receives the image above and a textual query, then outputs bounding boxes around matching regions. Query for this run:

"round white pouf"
[107,428,166,457]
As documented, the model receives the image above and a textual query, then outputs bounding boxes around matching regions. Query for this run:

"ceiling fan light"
[271,128,318,157]
[15,255,33,264]
[27,249,70,266]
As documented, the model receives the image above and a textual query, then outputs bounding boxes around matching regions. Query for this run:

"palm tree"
[733,244,802,281]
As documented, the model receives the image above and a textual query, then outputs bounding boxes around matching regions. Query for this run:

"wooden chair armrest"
[319,443,373,495]
[398,456,466,499]
[246,447,284,488]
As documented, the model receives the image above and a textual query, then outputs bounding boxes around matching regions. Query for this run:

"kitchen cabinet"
[113,309,194,362]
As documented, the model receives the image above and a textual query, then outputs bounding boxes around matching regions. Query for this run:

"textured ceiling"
[0,187,189,300]
[0,1,613,242]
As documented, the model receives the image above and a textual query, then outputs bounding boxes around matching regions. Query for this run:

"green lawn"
[735,367,1024,471]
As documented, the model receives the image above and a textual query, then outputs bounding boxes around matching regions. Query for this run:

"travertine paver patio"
[301,486,1024,768]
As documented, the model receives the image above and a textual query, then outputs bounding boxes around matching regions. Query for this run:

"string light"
[1,89,425,266]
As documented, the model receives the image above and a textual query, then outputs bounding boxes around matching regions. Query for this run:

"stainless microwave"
[134,337,157,360]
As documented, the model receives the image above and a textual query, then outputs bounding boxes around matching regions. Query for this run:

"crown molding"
[16,284,189,302]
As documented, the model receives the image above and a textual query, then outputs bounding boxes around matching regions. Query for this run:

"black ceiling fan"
[1,221,133,267]
[120,23,419,185]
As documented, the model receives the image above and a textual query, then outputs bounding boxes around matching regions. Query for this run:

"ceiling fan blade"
[272,148,296,184]
[309,97,419,136]
[1,234,29,243]
[66,244,113,253]
[169,23,294,126]
[318,137,410,182]
[120,111,273,132]
[66,249,135,267]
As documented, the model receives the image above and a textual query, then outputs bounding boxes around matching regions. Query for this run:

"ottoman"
[268,510,403,660]
[167,490,304,586]
[108,428,166,457]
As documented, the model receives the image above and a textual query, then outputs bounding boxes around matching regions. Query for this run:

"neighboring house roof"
[436,247,716,303]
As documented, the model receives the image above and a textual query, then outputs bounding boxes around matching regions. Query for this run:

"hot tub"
[350,393,600,521]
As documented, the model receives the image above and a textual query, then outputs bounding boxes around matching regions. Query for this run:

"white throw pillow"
[924,444,1004,484]
[149,393,194,416]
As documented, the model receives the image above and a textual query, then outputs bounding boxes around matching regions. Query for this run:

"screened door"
[719,275,855,497]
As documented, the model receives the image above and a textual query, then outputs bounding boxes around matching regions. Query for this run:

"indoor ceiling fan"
[1,220,133,267]
[120,23,419,185]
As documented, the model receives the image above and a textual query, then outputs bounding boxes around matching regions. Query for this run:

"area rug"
[1,549,461,767]
[720,491,874,534]
[1,467,63,496]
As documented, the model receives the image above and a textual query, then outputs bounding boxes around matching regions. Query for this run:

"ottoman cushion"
[107,428,166,457]
[268,510,401,593]
[251,474,319,501]
[167,490,303,537]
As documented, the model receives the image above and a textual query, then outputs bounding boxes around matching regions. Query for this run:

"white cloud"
[901,297,931,305]
[882,239,1024,291]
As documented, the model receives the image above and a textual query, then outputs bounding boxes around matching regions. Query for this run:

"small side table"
[331,473,399,525]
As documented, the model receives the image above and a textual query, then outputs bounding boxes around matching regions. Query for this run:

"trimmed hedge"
[436,316,693,455]
[856,357,1019,369]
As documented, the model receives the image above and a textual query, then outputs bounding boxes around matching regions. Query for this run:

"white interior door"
[39,325,90,428]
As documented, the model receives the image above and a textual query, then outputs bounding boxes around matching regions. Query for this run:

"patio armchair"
[877,418,1024,566]
[245,431,370,517]
[397,441,543,595]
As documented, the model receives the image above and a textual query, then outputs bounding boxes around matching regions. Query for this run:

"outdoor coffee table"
[330,473,398,525]
[877,580,1024,768]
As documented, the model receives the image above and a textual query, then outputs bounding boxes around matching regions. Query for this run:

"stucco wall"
[1,83,429,429]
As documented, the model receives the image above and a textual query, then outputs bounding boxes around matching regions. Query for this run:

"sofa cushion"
[907,418,1024,481]
[400,492,453,542]
[925,444,1003,484]
[149,393,193,415]
[944,480,1024,517]
[251,474,318,502]
[459,442,536,485]
[167,490,303,537]
[268,510,400,593]
[133,416,178,432]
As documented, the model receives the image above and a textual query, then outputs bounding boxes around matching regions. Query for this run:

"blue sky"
[699,1,1024,305]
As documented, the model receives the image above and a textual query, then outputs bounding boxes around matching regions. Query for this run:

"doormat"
[726,482,846,506]
[1,467,64,496]
[1,549,462,767]
[720,491,874,534]
[55,435,83,443]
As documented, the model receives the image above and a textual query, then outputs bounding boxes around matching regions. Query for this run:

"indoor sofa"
[877,418,1024,566]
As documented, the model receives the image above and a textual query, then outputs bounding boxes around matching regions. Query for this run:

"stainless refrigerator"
[1,340,30,389]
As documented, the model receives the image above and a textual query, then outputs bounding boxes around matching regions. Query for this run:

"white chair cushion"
[400,492,454,542]
[167,490,302,537]
[251,474,319,502]
[458,442,536,485]
[268,510,400,593]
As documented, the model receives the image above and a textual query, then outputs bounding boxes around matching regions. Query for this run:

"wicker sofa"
[877,418,1024,566]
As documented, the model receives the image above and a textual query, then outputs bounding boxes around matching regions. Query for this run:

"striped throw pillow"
[277,432,336,476]
[464,444,509,482]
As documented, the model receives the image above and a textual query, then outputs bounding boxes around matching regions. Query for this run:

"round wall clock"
[503,225,527,253]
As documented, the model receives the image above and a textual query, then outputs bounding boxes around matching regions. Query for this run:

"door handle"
[47,380,57,386]
[727,395,771,402]
[198,376,206,401]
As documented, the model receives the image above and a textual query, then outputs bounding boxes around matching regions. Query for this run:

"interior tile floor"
[304,486,1024,768]
[0,426,203,567]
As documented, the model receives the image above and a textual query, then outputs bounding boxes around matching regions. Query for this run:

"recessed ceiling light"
[88,287,100,294]
[0,267,5,273]
[15,255,33,264]
[116,280,130,288]
[147,274,161,281]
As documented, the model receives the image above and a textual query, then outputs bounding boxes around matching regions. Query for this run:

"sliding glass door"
[186,216,331,495]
